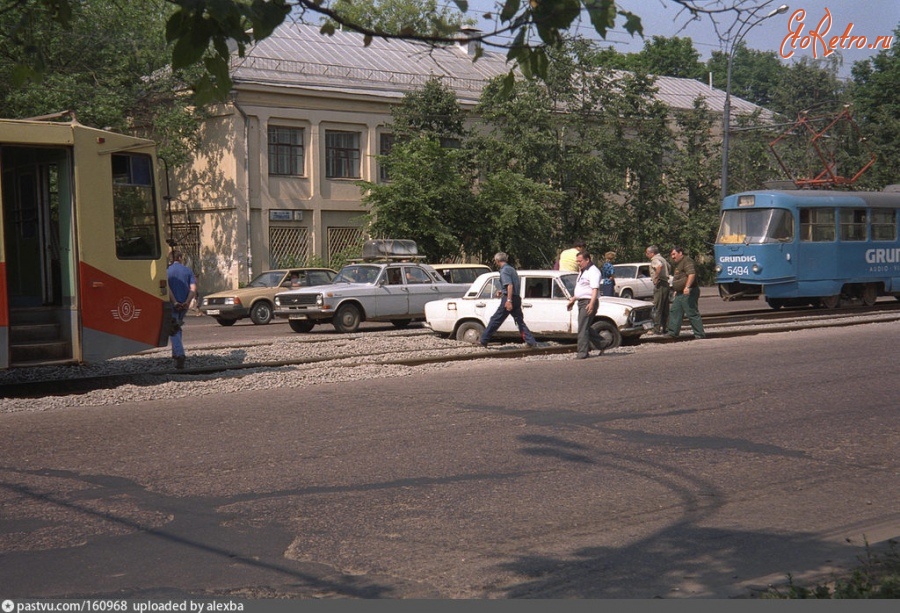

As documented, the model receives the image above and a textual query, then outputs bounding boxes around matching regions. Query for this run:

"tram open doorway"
[1,145,77,365]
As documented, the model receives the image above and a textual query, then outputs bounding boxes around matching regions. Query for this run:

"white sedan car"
[613,262,655,300]
[424,270,655,350]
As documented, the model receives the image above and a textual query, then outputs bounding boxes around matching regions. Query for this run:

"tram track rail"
[2,302,899,400]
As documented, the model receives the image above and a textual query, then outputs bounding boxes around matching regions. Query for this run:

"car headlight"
[316,294,324,307]
[202,298,209,306]
[274,296,281,306]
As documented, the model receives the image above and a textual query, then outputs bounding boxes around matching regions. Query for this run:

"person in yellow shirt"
[557,240,585,272]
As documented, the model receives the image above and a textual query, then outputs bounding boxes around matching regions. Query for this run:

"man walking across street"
[646,245,671,335]
[567,250,606,359]
[479,252,538,348]
[667,246,705,339]
[167,250,197,369]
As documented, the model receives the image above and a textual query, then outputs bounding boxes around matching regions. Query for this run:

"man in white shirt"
[566,250,606,359]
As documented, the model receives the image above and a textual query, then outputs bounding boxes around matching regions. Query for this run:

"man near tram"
[646,245,671,335]
[667,246,705,339]
[167,250,197,369]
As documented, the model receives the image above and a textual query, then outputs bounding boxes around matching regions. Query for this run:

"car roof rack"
[351,239,425,262]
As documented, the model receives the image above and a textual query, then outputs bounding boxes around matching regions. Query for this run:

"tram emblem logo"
[111,296,142,322]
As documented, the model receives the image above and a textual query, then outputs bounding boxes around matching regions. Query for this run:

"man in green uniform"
[667,246,706,339]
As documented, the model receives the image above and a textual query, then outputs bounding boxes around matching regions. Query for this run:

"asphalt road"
[1,320,898,599]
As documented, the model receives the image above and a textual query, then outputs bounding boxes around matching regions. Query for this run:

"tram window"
[871,209,897,241]
[112,153,161,260]
[839,209,867,241]
[799,208,835,242]
[717,209,793,244]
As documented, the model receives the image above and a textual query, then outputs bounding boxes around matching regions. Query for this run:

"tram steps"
[8,308,71,364]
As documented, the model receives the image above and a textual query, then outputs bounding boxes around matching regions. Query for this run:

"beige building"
[172,23,762,294]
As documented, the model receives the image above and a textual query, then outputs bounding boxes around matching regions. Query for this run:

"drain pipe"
[232,97,253,282]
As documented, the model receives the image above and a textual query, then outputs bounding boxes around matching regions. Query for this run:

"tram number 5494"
[726,265,751,276]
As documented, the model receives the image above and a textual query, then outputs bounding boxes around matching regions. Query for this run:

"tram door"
[1,145,77,365]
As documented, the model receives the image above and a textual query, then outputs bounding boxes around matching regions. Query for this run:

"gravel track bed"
[0,329,601,413]
[3,315,897,414]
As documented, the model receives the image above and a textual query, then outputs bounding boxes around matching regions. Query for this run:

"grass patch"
[761,538,899,599]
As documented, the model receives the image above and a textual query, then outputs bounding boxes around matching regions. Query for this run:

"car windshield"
[614,265,637,279]
[717,208,794,244]
[335,265,382,284]
[247,271,285,287]
[559,274,577,297]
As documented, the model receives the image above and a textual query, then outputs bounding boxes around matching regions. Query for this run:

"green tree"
[0,0,204,165]
[326,0,472,36]
[360,78,481,261]
[707,42,784,108]
[851,25,900,189]
[611,35,705,79]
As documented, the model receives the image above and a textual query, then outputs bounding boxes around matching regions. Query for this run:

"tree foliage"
[325,0,473,37]
[0,0,204,166]
[851,25,900,189]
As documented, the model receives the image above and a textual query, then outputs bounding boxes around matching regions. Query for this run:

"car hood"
[427,294,649,308]
[204,286,277,300]
[599,295,650,309]
[276,282,372,295]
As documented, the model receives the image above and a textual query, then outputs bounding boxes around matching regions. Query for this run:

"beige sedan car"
[200,268,337,326]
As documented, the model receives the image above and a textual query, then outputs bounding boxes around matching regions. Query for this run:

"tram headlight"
[715,264,722,274]
[752,264,762,273]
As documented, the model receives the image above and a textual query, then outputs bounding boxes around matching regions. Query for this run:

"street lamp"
[720,3,789,200]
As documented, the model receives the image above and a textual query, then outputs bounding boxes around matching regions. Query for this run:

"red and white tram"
[1,115,172,369]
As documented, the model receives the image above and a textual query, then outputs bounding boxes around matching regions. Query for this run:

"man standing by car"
[567,250,606,359]
[646,245,671,334]
[479,252,538,348]
[667,246,706,339]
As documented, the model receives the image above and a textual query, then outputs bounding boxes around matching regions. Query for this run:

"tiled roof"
[232,22,765,116]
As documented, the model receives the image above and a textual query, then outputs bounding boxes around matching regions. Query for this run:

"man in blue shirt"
[167,250,197,369]
[479,252,538,348]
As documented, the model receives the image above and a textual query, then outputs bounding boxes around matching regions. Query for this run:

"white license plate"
[206,309,221,315]
[289,315,309,321]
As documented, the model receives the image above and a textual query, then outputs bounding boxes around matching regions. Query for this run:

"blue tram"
[714,188,900,309]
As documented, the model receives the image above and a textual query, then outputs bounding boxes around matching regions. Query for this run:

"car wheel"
[455,321,485,344]
[391,319,412,328]
[590,319,621,351]
[215,318,236,326]
[250,301,273,325]
[289,320,315,333]
[620,288,634,299]
[333,303,362,333]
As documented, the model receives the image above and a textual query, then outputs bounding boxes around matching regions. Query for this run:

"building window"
[269,226,310,268]
[268,126,304,176]
[326,131,361,178]
[112,153,161,260]
[379,133,394,182]
[799,208,835,242]
[871,209,897,241]
[839,208,867,241]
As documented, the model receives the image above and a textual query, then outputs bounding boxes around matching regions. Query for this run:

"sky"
[463,0,898,79]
